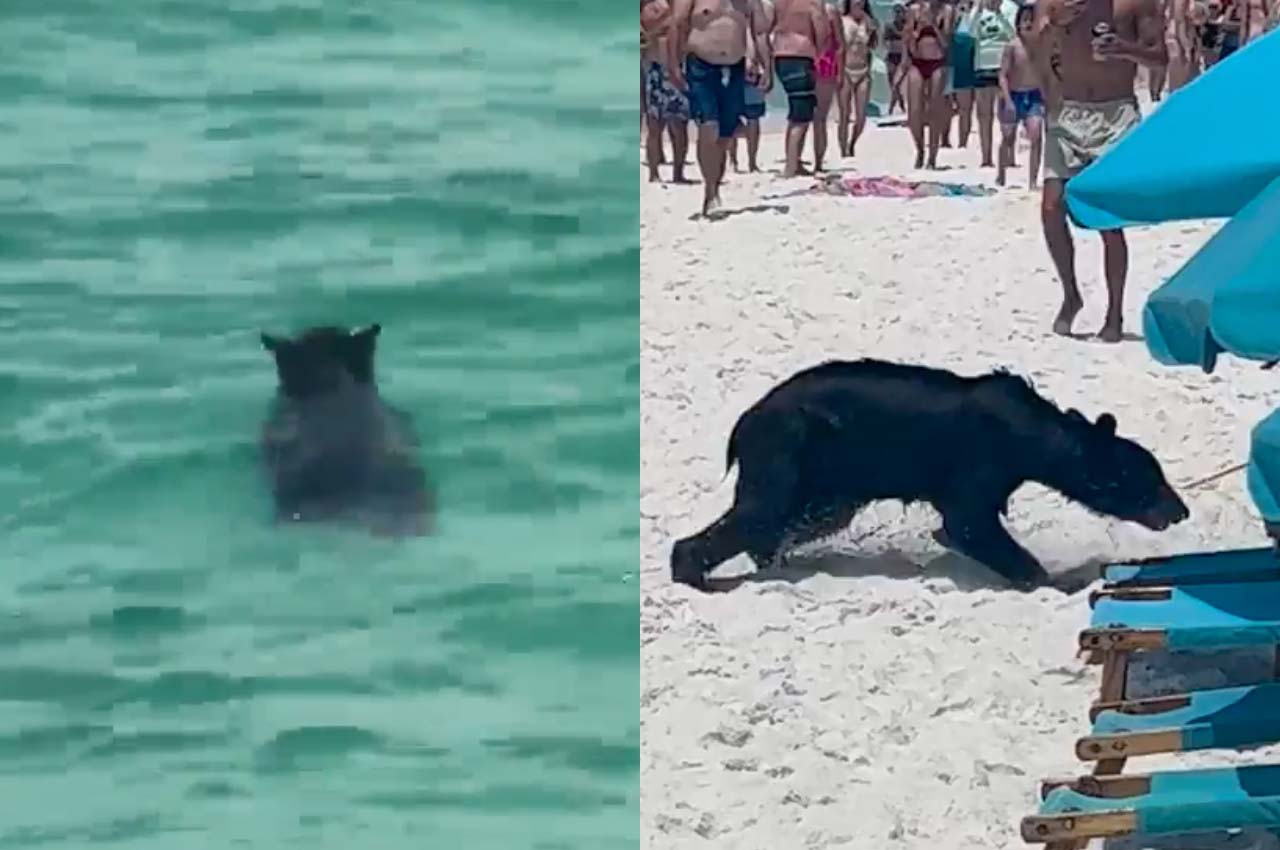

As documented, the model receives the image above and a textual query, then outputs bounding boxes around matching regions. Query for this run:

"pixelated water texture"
[0,0,638,846]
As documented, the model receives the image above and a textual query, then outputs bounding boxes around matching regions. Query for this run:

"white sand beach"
[640,116,1280,849]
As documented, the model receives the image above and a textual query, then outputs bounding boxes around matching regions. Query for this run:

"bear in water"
[259,323,433,536]
[671,359,1189,591]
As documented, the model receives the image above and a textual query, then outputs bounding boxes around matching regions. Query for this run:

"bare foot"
[1028,181,1038,191]
[1052,295,1083,335]
[980,159,994,167]
[649,171,661,183]
[1097,318,1123,343]
[672,173,694,184]
[701,194,723,217]
[914,151,924,168]
[996,171,1006,186]
[748,162,759,173]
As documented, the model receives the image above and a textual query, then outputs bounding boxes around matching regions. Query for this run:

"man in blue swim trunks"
[669,0,773,215]
[731,19,772,172]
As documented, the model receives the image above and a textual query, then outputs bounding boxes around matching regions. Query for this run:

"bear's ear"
[1095,413,1117,435]
[1065,408,1088,426]
[261,333,281,353]
[353,323,381,341]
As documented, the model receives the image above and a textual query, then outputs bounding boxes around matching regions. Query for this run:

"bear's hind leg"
[671,508,747,589]
[671,485,796,590]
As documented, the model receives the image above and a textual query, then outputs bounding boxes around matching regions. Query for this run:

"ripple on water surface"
[0,1,637,846]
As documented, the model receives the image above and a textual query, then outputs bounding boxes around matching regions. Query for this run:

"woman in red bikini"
[904,0,955,169]
[812,1,846,172]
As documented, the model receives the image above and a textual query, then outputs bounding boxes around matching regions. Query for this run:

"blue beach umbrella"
[1065,30,1280,231]
[1144,175,1280,371]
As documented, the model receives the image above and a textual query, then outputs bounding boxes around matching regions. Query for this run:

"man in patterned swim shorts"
[644,0,693,183]
[1029,0,1166,342]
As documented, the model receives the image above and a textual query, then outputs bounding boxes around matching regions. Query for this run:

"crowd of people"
[642,0,1275,338]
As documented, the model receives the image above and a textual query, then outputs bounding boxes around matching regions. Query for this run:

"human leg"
[836,73,854,156]
[745,118,761,171]
[1148,63,1167,100]
[1042,179,1082,334]
[1024,113,1042,190]
[852,75,872,154]
[709,60,746,206]
[925,66,948,168]
[776,57,817,177]
[996,117,1016,185]
[975,86,996,166]
[906,64,926,167]
[1098,229,1129,342]
[955,88,974,147]
[813,76,836,171]
[888,57,906,112]
[646,115,664,181]
[669,118,690,182]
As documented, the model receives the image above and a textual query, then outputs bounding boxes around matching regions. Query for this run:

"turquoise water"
[0,2,638,847]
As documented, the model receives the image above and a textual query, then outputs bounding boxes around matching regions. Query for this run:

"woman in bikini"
[812,0,846,173]
[884,4,908,114]
[837,0,879,158]
[904,0,955,169]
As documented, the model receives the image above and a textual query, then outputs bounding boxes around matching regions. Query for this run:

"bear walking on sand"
[259,324,433,536]
[671,359,1190,591]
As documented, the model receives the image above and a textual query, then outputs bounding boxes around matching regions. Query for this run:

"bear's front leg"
[936,504,1051,590]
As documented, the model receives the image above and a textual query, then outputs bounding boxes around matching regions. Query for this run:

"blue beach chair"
[1083,580,1280,656]
[1101,547,1280,589]
[1078,579,1280,774]
[1023,764,1280,844]
[1078,681,1280,765]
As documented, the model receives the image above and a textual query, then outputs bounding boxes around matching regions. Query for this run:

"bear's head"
[1057,410,1190,531]
[261,324,381,400]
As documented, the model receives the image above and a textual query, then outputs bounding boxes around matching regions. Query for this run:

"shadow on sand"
[1058,330,1146,344]
[695,203,791,223]
[702,548,1102,595]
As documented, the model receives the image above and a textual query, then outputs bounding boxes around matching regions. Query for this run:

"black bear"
[259,324,433,536]
[671,359,1189,590]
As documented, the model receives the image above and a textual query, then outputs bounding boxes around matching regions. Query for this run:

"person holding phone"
[1027,0,1166,343]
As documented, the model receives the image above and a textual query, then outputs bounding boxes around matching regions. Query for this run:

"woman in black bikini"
[904,0,954,169]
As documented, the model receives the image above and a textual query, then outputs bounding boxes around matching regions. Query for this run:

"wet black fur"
[671,359,1189,590]
[259,324,433,536]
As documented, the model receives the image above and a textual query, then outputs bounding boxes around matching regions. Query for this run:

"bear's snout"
[1137,488,1191,531]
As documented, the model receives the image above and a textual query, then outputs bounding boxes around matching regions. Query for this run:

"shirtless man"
[1029,0,1166,343]
[644,0,692,183]
[670,0,772,215]
[772,0,831,177]
[1240,0,1279,42]
[997,5,1046,190]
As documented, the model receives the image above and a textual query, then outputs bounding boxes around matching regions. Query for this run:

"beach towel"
[812,174,995,199]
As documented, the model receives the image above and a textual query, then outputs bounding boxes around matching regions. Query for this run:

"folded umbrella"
[1143,175,1280,369]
